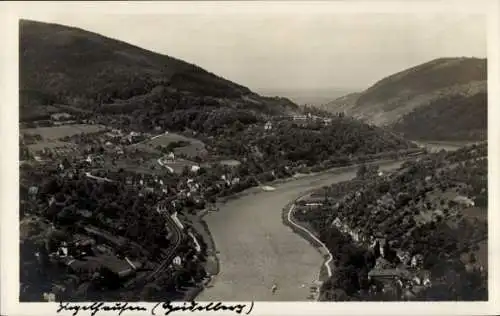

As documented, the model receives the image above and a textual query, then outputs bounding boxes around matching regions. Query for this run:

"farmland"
[21,124,107,155]
[21,124,106,140]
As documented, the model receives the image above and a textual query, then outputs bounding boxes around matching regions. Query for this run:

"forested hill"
[324,58,487,141]
[19,19,299,117]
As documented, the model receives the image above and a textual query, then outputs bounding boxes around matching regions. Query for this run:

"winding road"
[197,142,471,301]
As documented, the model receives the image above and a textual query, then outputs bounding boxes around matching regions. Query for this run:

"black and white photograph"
[1,1,499,315]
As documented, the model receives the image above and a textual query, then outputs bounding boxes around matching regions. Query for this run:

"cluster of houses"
[330,214,433,299]
[293,189,435,300]
[264,113,333,130]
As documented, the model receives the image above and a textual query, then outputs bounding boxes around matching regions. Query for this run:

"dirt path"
[197,161,406,301]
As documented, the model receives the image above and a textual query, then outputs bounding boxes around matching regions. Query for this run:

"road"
[197,160,408,301]
[287,204,333,279]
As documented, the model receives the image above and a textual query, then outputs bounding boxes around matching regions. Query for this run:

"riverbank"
[281,199,333,301]
[193,152,420,300]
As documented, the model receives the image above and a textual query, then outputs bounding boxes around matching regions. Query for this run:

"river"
[196,142,469,301]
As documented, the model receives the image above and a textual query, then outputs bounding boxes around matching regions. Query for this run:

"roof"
[89,255,134,277]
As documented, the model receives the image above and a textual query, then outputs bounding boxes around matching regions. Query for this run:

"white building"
[191,165,200,173]
[167,152,175,161]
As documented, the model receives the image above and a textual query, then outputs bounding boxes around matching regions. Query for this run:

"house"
[411,254,424,268]
[191,165,200,173]
[43,292,56,302]
[396,250,411,265]
[167,152,175,161]
[28,186,39,198]
[173,256,182,266]
[57,242,69,258]
[331,217,342,228]
[264,121,273,131]
[415,270,432,287]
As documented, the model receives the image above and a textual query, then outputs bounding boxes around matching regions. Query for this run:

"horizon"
[19,13,487,98]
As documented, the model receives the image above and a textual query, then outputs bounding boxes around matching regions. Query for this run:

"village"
[20,110,353,301]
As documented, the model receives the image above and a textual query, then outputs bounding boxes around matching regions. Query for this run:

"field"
[21,124,107,155]
[21,124,106,140]
[142,133,207,159]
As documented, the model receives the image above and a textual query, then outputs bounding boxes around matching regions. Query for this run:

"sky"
[19,10,487,94]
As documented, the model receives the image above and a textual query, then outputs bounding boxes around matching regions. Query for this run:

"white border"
[1,1,499,315]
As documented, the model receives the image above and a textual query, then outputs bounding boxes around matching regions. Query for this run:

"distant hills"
[256,87,355,107]
[325,58,487,141]
[19,19,299,120]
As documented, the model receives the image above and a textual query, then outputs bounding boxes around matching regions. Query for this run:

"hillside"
[325,58,487,141]
[19,19,298,120]
[295,143,488,301]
